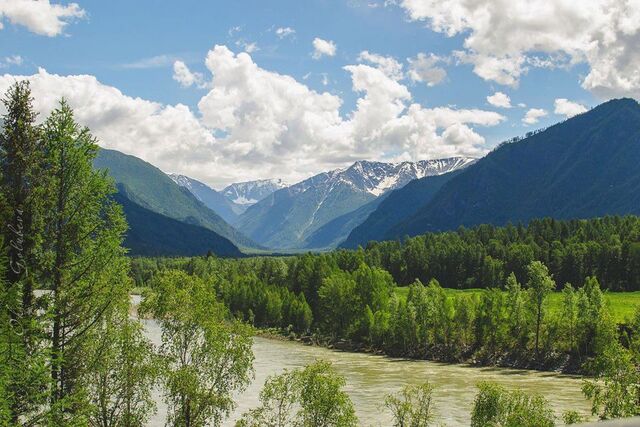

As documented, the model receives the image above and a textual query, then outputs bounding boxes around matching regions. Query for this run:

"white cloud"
[407,53,447,86]
[312,38,336,59]
[122,54,177,69]
[172,61,205,88]
[275,26,295,39]
[554,98,588,118]
[358,51,403,80]
[400,0,640,97]
[0,47,505,187]
[0,55,23,68]
[0,0,85,36]
[522,108,548,125]
[486,91,512,108]
[234,39,259,54]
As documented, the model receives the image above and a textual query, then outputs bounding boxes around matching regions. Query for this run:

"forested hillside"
[94,148,258,250]
[348,98,640,244]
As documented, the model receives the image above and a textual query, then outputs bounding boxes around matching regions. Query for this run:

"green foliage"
[471,382,555,427]
[526,261,555,357]
[42,99,132,423]
[296,361,358,427]
[86,314,159,427]
[357,216,640,291]
[384,382,436,427]
[582,343,640,420]
[238,361,357,427]
[142,270,254,427]
[0,80,50,423]
[562,410,584,425]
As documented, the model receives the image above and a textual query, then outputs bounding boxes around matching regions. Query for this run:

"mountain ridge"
[236,157,476,249]
[370,98,640,241]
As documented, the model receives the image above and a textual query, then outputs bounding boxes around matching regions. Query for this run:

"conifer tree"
[0,80,49,424]
[41,99,130,422]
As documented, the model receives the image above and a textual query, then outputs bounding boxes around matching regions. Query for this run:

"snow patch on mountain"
[222,178,288,206]
[291,157,476,198]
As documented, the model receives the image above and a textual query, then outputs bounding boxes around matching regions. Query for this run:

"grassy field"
[394,287,640,324]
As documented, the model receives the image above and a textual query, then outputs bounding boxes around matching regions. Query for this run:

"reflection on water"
[141,317,591,427]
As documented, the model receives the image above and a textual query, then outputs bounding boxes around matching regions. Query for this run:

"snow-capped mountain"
[222,179,288,210]
[326,157,476,197]
[168,173,238,224]
[236,157,475,249]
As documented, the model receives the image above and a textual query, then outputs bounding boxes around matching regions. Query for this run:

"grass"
[393,287,640,324]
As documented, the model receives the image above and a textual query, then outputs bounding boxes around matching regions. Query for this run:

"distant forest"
[132,215,640,374]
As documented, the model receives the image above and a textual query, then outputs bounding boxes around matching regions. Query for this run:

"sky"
[1,0,638,189]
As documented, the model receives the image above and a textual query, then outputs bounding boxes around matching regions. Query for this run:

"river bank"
[255,327,585,374]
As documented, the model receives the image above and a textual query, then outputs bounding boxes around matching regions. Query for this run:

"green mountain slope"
[114,190,242,257]
[388,98,640,238]
[94,148,258,249]
[341,169,462,248]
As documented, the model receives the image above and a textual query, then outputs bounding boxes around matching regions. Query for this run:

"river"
[141,318,592,426]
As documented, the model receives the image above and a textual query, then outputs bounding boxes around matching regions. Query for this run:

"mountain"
[93,148,258,250]
[302,195,387,249]
[341,169,465,248]
[222,179,288,214]
[374,98,640,240]
[114,189,242,257]
[236,157,475,249]
[168,174,237,224]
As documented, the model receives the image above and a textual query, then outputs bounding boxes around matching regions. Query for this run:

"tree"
[86,313,158,427]
[505,272,530,352]
[41,99,131,422]
[560,283,579,354]
[142,270,254,427]
[237,361,357,427]
[296,361,357,427]
[318,271,357,337]
[236,369,300,427]
[582,343,640,419]
[471,382,555,427]
[0,80,49,423]
[526,261,555,358]
[384,382,436,427]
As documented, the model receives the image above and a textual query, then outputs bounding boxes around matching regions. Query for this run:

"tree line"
[135,253,637,372]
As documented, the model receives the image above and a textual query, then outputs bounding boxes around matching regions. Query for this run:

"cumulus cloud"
[312,38,336,59]
[407,53,447,86]
[522,108,548,125]
[358,51,404,81]
[0,47,505,187]
[275,26,295,39]
[172,61,205,88]
[399,0,640,98]
[486,91,512,108]
[0,0,85,36]
[554,98,588,118]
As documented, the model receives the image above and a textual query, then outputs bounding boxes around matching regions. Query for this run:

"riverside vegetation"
[1,81,640,425]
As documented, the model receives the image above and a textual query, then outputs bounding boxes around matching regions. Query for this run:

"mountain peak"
[222,178,289,207]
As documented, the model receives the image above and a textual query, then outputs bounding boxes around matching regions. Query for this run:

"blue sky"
[0,0,633,187]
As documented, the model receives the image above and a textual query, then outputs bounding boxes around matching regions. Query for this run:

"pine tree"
[0,80,49,423]
[41,99,130,422]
